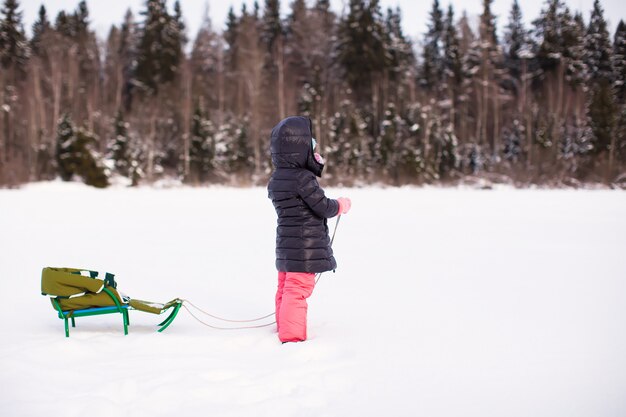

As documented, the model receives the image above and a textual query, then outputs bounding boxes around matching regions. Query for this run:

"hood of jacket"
[270,116,324,177]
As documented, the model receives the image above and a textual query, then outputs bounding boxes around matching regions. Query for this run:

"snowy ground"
[1,182,625,417]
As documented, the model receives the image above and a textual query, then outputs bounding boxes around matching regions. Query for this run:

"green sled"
[41,267,182,337]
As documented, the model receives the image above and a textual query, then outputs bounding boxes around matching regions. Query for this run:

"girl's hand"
[337,197,351,215]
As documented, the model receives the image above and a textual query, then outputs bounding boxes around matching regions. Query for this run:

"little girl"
[267,116,351,343]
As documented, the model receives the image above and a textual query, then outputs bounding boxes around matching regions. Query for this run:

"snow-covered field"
[1,182,625,417]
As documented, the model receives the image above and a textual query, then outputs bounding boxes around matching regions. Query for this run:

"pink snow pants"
[275,271,316,343]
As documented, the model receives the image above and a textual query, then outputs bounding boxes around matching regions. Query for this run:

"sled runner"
[41,267,181,337]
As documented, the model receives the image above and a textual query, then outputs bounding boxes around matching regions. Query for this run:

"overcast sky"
[18,0,626,43]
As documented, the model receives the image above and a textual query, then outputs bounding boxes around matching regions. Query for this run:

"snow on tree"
[326,100,372,181]
[563,12,587,88]
[502,119,524,163]
[56,114,109,188]
[614,21,626,166]
[229,119,254,177]
[428,115,459,180]
[376,103,398,172]
[585,0,617,155]
[560,118,593,159]
[188,104,216,183]
[108,111,133,178]
[613,20,626,104]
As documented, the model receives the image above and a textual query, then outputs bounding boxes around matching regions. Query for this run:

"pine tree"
[585,0,616,155]
[480,0,498,47]
[118,9,138,111]
[224,6,238,74]
[259,0,284,127]
[190,7,220,112]
[56,114,75,182]
[502,119,524,162]
[613,21,626,166]
[55,114,109,188]
[222,6,240,117]
[615,107,626,164]
[135,0,182,93]
[477,0,502,153]
[585,0,614,84]
[336,0,388,105]
[385,7,414,85]
[54,11,72,37]
[109,111,132,177]
[442,5,462,95]
[230,120,253,175]
[74,0,89,33]
[0,0,29,75]
[188,104,215,183]
[458,12,480,145]
[420,0,444,90]
[613,20,626,104]
[503,0,528,79]
[534,0,567,74]
[438,124,459,180]
[315,0,330,15]
[212,117,236,176]
[467,143,486,174]
[74,128,109,188]
[261,0,281,53]
[0,0,29,178]
[559,116,593,169]
[253,1,260,19]
[564,12,587,87]
[285,0,307,56]
[377,102,397,171]
[30,5,50,56]
[326,99,371,179]
[396,104,424,183]
[72,1,101,122]
[284,0,308,113]
[164,0,185,69]
[297,82,314,116]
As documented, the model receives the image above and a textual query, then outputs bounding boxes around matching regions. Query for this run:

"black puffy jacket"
[268,116,339,273]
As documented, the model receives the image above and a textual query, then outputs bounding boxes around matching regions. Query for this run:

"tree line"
[0,0,624,188]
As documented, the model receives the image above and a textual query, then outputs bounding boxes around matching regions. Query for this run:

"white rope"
[182,299,275,322]
[181,304,276,330]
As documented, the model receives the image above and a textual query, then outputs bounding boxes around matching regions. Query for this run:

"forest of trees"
[0,0,624,188]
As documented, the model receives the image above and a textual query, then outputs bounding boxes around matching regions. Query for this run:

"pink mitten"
[337,197,351,215]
